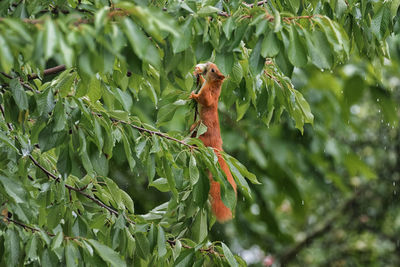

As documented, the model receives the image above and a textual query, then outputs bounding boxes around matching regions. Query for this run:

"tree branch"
[27,154,135,223]
[0,17,42,24]
[1,215,82,240]
[0,105,13,131]
[95,113,197,150]
[0,72,38,92]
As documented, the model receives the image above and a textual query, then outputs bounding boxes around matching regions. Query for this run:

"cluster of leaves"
[0,0,399,266]
[0,66,258,265]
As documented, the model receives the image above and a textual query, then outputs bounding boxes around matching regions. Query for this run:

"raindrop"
[376,98,380,102]
[393,181,396,186]
[378,109,381,113]
[320,69,325,72]
[301,200,304,205]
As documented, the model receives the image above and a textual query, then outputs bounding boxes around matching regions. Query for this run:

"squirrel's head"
[196,62,225,82]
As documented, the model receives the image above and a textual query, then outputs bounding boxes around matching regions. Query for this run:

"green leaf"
[88,239,127,267]
[225,160,251,198]
[36,87,55,116]
[91,152,109,176]
[273,10,282,32]
[0,132,19,153]
[51,231,64,251]
[249,38,264,75]
[371,6,391,40]
[149,178,170,192]
[157,225,167,257]
[55,72,76,98]
[41,249,58,267]
[391,0,400,18]
[288,25,307,67]
[104,177,122,209]
[225,154,260,185]
[223,17,235,40]
[197,6,220,16]
[121,190,135,213]
[261,31,280,58]
[123,18,160,68]
[65,242,79,267]
[135,138,147,159]
[10,78,28,111]
[295,91,314,124]
[221,242,238,267]
[189,154,199,185]
[53,101,66,132]
[304,29,333,69]
[44,19,57,59]
[87,77,103,103]
[0,175,26,203]
[38,125,67,152]
[156,104,179,126]
[5,228,20,267]
[26,234,39,262]
[0,35,14,73]
[163,157,178,197]
[121,131,136,171]
[192,209,207,242]
[215,52,234,75]
[175,249,195,267]
[135,232,150,260]
[231,61,243,84]
[172,17,193,53]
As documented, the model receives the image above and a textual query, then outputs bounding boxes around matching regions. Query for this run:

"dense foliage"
[0,0,399,266]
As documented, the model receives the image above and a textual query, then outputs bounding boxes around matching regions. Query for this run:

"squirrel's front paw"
[193,66,203,76]
[189,91,197,99]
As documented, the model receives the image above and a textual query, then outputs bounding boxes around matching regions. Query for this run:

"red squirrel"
[189,62,237,222]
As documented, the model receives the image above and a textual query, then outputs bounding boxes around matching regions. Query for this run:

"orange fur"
[190,62,237,222]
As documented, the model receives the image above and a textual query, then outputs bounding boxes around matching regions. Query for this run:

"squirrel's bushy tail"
[209,154,237,222]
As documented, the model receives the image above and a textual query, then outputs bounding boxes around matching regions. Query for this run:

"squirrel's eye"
[211,69,215,73]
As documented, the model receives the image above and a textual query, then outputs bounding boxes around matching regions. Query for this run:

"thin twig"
[242,0,268,8]
[28,155,58,180]
[28,65,66,80]
[167,239,224,257]
[217,11,229,17]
